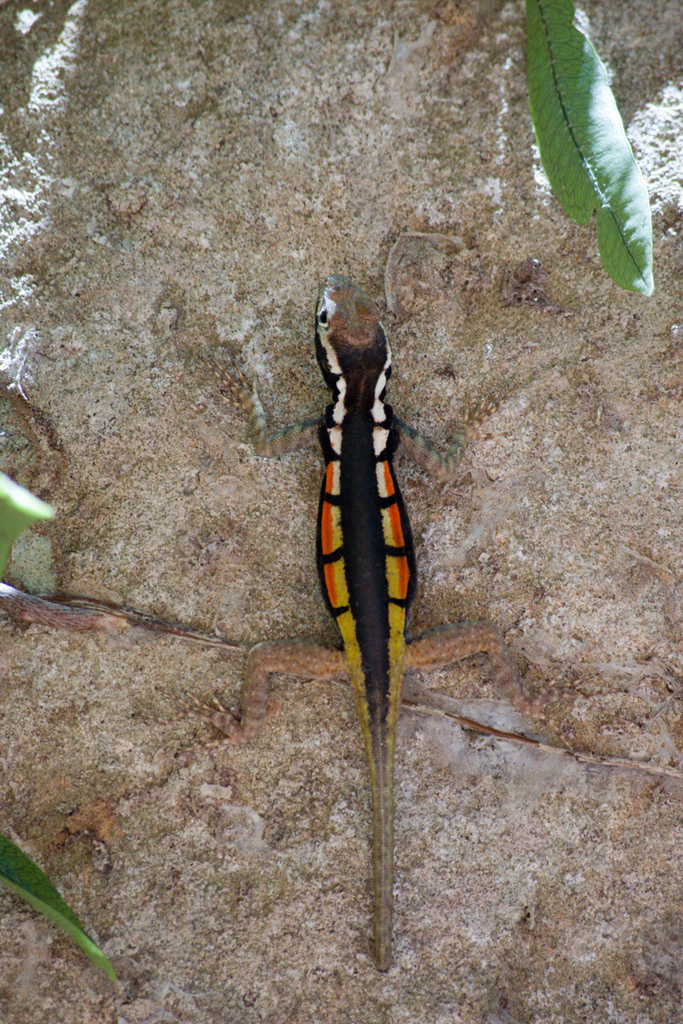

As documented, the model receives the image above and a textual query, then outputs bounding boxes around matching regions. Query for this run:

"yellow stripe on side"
[320,462,349,613]
[377,461,411,605]
[320,462,341,558]
[319,460,364,687]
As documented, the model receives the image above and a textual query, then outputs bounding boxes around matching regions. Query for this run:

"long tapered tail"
[347,640,404,970]
[369,732,395,971]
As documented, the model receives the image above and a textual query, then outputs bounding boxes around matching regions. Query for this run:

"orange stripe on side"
[385,500,404,549]
[386,552,410,601]
[324,560,338,607]
[382,465,410,601]
[320,499,335,557]
[394,553,410,601]
[323,558,350,611]
[382,460,395,498]
[320,464,337,558]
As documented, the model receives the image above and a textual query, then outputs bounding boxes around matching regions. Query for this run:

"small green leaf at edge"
[0,474,55,578]
[0,835,117,982]
[526,0,654,296]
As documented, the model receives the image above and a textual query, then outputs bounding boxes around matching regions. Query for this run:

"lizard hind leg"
[163,639,347,747]
[405,621,526,711]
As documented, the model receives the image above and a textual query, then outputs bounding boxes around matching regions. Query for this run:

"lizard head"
[315,274,392,413]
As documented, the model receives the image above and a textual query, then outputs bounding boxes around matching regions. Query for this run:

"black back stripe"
[384,544,407,557]
[331,603,350,618]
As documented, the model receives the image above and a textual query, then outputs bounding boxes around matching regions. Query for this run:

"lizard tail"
[369,733,394,972]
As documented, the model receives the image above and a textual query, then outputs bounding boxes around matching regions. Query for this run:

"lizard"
[189,274,524,970]
[0,273,523,971]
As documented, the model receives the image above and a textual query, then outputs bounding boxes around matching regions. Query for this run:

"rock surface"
[1,1,683,1021]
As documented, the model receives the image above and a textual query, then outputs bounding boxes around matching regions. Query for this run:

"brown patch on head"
[323,274,382,347]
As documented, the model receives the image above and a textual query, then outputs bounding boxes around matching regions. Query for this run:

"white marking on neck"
[329,425,342,454]
[373,425,390,457]
[371,342,392,424]
[371,394,386,424]
[319,332,347,425]
[320,332,342,375]
[332,376,346,425]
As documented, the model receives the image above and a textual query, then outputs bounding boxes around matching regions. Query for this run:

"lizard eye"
[318,308,328,327]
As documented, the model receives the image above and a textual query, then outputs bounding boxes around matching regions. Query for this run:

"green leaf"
[0,834,117,981]
[526,0,653,295]
[0,474,54,578]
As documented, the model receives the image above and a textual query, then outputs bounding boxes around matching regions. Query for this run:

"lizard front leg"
[395,382,515,483]
[204,353,323,458]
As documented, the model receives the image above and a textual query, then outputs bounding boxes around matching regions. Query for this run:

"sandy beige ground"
[1,1,683,1022]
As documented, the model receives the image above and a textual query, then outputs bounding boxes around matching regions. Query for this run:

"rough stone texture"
[1,1,683,1022]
